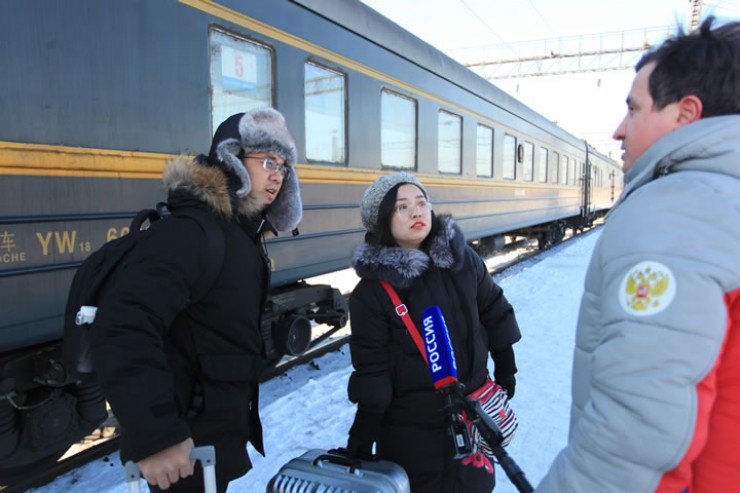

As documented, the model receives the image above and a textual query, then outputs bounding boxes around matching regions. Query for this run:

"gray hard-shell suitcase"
[124,445,217,493]
[267,449,410,493]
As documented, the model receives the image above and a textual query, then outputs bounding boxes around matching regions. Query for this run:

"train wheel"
[553,221,567,244]
[274,315,312,356]
[538,233,551,249]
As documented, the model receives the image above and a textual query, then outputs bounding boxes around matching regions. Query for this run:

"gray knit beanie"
[208,108,302,233]
[360,172,429,233]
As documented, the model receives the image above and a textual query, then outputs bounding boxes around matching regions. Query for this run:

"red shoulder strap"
[379,280,427,364]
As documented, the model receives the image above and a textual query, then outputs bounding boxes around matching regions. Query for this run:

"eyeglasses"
[394,201,432,218]
[242,155,289,177]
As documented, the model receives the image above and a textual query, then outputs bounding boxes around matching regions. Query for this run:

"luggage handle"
[316,450,361,473]
[124,445,216,493]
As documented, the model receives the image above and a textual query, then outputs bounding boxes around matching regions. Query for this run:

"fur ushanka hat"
[208,108,302,233]
[360,171,429,233]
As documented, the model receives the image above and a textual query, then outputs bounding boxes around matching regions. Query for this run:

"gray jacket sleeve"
[537,173,737,492]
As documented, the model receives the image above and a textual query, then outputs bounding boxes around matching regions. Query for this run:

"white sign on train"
[220,45,257,91]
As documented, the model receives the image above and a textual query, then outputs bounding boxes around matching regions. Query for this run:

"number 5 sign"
[220,45,257,91]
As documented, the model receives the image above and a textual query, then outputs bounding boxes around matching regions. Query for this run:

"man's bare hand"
[138,438,195,490]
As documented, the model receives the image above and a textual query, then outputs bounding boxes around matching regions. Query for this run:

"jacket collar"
[163,155,269,222]
[616,114,740,209]
[351,215,467,288]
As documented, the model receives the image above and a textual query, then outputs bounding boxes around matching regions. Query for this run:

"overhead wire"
[705,0,740,15]
[457,0,518,57]
[524,0,560,38]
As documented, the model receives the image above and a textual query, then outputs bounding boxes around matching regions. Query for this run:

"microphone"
[422,306,472,457]
[421,306,459,389]
[421,308,534,491]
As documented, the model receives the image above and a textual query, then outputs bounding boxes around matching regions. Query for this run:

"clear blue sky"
[359,0,740,160]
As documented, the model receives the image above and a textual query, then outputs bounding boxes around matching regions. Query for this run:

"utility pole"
[689,0,703,31]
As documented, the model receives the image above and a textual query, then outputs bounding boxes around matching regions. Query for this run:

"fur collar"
[162,155,302,232]
[351,215,467,288]
[163,156,234,218]
[162,156,294,228]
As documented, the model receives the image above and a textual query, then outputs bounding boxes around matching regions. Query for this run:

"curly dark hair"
[636,16,740,117]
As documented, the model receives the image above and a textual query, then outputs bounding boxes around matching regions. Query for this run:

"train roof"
[293,0,585,147]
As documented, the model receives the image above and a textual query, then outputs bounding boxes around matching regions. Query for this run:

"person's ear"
[676,95,703,125]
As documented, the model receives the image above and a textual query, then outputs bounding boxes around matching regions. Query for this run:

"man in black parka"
[89,108,302,492]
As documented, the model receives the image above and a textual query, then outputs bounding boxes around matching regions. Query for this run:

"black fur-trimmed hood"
[351,215,467,288]
[205,110,303,233]
[162,155,303,233]
[162,156,294,232]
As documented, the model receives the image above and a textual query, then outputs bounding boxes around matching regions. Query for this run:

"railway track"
[7,226,599,493]
[3,333,356,493]
[1,336,353,493]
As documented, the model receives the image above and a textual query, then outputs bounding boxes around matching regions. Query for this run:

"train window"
[570,160,577,185]
[550,151,559,184]
[583,167,602,187]
[381,89,417,169]
[522,141,534,182]
[476,124,493,177]
[538,148,548,183]
[503,134,516,180]
[561,156,568,184]
[438,110,461,174]
[305,62,346,163]
[209,29,273,133]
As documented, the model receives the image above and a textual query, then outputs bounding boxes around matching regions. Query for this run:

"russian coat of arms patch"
[618,261,676,316]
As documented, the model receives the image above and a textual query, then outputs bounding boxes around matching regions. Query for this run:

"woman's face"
[390,184,432,249]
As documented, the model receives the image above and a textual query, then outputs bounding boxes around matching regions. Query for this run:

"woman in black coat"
[345,172,521,493]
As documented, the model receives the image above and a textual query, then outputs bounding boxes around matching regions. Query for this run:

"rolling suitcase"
[267,449,410,493]
[124,445,217,493]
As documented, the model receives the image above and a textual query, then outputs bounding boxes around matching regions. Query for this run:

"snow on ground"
[33,228,601,493]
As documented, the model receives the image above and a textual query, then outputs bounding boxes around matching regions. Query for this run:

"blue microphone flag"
[421,306,458,389]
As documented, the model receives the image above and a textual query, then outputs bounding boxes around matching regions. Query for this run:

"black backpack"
[61,203,225,383]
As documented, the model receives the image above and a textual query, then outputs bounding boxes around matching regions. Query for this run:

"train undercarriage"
[471,211,606,257]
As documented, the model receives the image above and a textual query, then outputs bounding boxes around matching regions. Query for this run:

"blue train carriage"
[0,0,623,481]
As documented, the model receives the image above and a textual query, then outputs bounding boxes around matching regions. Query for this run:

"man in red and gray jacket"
[538,17,740,493]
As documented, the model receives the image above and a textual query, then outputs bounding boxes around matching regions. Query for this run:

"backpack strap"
[379,280,427,364]
[168,205,226,304]
[130,208,163,231]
